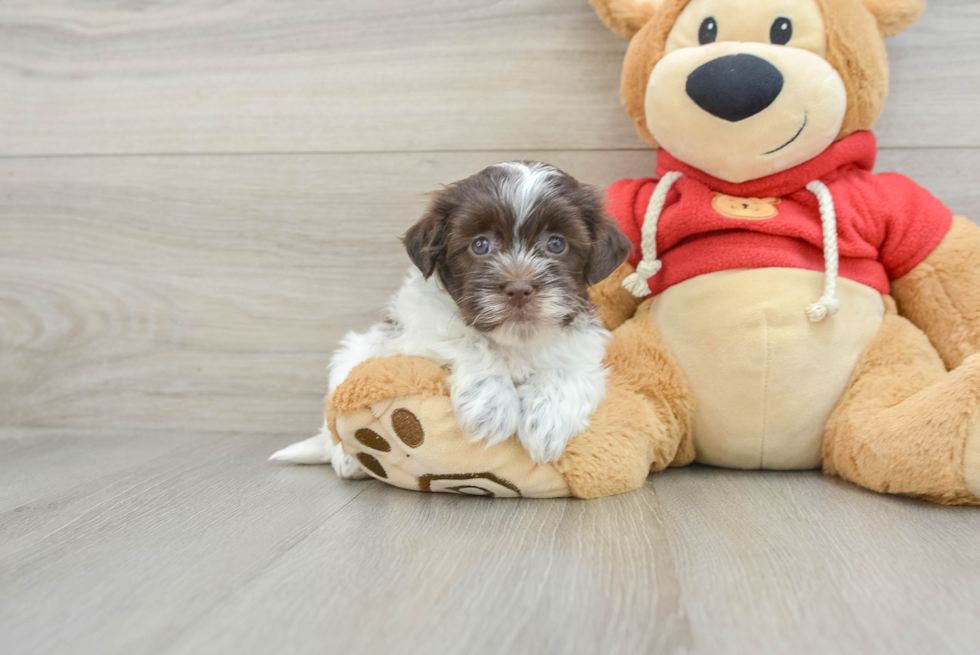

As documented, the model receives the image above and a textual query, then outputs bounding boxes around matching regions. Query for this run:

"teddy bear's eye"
[770,17,792,45]
[698,17,718,45]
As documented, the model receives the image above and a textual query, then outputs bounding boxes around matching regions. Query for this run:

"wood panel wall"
[2,0,978,435]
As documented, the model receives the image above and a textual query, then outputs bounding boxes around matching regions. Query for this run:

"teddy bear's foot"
[824,306,980,505]
[334,397,570,497]
[328,355,571,498]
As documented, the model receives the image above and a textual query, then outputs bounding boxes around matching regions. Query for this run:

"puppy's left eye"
[770,17,792,45]
[472,237,491,255]
[546,236,566,254]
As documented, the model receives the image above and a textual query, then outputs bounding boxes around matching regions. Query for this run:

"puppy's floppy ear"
[577,185,632,285]
[403,193,450,279]
[590,0,661,39]
[862,0,925,37]
[587,218,633,285]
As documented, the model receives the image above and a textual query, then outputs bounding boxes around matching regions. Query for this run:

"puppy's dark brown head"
[404,162,631,341]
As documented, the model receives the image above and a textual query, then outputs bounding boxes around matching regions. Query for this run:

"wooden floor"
[2,1,980,654]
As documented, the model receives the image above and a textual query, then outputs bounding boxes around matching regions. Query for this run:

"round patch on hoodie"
[712,194,781,220]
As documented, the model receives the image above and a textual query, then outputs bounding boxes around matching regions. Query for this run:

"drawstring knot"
[622,171,683,298]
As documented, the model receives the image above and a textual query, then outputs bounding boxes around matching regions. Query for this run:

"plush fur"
[863,0,925,37]
[891,216,980,371]
[590,0,661,39]
[330,354,449,416]
[588,261,645,331]
[823,297,980,506]
[551,299,698,498]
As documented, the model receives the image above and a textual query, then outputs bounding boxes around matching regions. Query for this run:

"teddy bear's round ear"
[590,0,662,39]
[862,0,925,37]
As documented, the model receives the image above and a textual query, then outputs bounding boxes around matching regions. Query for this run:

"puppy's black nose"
[504,281,534,308]
[686,54,784,122]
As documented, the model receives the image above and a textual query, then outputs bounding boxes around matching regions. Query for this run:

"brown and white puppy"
[271,162,631,472]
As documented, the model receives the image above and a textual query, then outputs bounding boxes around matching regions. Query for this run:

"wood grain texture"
[1,429,979,655]
[0,429,374,655]
[0,0,977,155]
[2,149,977,435]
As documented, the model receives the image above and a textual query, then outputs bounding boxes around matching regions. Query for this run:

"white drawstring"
[622,171,683,298]
[804,180,841,322]
[623,174,842,322]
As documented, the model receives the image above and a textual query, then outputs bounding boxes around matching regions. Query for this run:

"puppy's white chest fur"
[327,269,611,463]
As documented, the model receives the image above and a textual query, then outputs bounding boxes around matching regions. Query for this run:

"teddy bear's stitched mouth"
[763,113,808,155]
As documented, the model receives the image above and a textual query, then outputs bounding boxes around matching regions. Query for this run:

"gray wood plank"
[0,0,976,156]
[2,149,977,435]
[154,473,980,655]
[0,428,206,512]
[4,429,973,655]
[0,429,374,655]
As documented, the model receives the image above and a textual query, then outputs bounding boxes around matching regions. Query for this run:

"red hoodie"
[606,131,953,297]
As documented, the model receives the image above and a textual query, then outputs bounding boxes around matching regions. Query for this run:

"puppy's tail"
[268,421,336,464]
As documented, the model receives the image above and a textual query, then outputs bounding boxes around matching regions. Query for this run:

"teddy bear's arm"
[589,261,646,331]
[891,216,980,370]
[554,299,696,498]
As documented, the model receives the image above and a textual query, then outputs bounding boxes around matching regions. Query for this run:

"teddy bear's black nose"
[686,54,784,122]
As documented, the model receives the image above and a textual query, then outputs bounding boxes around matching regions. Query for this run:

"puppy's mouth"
[763,113,808,155]
[470,300,561,343]
[476,305,543,333]
[502,304,540,324]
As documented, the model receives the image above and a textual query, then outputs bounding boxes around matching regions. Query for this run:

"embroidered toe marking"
[418,472,521,497]
[391,408,424,448]
[445,485,495,496]
[354,428,391,452]
[356,453,388,479]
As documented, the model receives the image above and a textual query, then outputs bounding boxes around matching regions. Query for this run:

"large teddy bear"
[324,0,980,504]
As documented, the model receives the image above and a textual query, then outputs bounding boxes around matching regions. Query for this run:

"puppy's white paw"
[517,385,589,463]
[331,442,370,479]
[452,375,521,447]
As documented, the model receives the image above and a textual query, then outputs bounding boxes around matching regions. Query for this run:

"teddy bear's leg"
[892,216,980,370]
[823,297,980,505]
[554,300,696,498]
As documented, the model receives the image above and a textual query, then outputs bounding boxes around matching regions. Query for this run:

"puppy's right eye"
[471,237,491,255]
[698,17,717,44]
[546,236,566,254]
